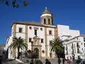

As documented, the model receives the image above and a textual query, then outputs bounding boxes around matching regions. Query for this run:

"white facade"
[5,22,56,59]
[4,8,85,60]
[57,25,85,60]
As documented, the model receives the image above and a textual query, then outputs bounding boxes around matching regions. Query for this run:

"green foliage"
[23,1,28,7]
[5,1,9,6]
[51,38,64,54]
[10,37,28,50]
[5,0,28,8]
[10,37,28,58]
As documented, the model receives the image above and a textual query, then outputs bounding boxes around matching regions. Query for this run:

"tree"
[10,37,28,59]
[51,38,64,58]
[5,0,28,8]
[51,38,65,64]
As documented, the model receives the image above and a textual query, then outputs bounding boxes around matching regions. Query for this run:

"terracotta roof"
[12,21,43,26]
[42,7,51,14]
[12,21,56,28]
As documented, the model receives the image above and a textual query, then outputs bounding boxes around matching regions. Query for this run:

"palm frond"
[51,38,64,54]
[10,37,28,50]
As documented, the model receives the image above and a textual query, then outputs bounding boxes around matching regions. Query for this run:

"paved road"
[2,58,75,64]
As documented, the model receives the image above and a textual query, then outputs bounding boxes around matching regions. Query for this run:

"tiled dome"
[42,7,51,14]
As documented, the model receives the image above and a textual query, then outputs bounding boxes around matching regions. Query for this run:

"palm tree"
[51,38,64,64]
[51,38,64,56]
[10,37,28,59]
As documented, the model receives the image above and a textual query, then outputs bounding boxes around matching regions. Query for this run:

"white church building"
[4,8,85,60]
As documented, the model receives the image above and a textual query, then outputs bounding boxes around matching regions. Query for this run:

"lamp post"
[30,41,34,64]
[31,41,33,52]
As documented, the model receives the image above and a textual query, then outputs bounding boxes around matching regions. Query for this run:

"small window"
[84,43,85,47]
[34,30,37,36]
[49,41,52,46]
[29,38,32,42]
[48,19,50,24]
[44,19,46,24]
[77,48,80,53]
[29,26,32,29]
[77,43,79,47]
[19,28,22,33]
[40,28,43,30]
[84,38,85,42]
[42,50,45,53]
[49,30,52,35]
[41,39,43,43]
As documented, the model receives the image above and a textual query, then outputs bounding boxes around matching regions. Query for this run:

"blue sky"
[0,0,85,44]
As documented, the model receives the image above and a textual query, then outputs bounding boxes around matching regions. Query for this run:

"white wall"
[57,24,85,60]
[57,25,70,40]
[28,25,46,57]
[46,27,55,58]
[69,30,80,37]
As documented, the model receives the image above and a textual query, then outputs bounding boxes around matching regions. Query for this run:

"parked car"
[65,59,71,63]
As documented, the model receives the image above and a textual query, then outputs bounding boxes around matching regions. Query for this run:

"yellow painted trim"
[45,27,48,58]
[25,25,28,50]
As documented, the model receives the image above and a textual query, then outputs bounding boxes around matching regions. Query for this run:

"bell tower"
[40,7,53,25]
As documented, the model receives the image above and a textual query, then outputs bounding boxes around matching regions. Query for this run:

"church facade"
[4,8,85,60]
[5,8,58,59]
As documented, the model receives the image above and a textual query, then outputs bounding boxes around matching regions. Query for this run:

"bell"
[23,1,28,7]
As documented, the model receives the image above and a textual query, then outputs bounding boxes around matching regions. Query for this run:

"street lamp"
[30,41,34,64]
[31,41,33,53]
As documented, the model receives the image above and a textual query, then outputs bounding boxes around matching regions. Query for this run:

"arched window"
[48,18,50,24]
[44,19,46,24]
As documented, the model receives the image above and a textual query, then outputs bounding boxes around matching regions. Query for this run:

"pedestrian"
[0,56,2,64]
[62,58,65,64]
[30,59,34,64]
[35,60,43,64]
[45,59,51,64]
[76,57,82,64]
[58,58,61,64]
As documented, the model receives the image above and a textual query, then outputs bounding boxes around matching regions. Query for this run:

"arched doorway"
[33,48,39,58]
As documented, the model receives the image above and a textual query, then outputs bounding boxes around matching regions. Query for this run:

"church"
[5,7,58,59]
[5,7,85,60]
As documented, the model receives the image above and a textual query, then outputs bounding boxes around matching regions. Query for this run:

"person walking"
[58,58,61,64]
[0,56,2,64]
[62,58,65,64]
[45,59,51,64]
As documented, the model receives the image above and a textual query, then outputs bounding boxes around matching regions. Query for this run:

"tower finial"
[45,7,47,10]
